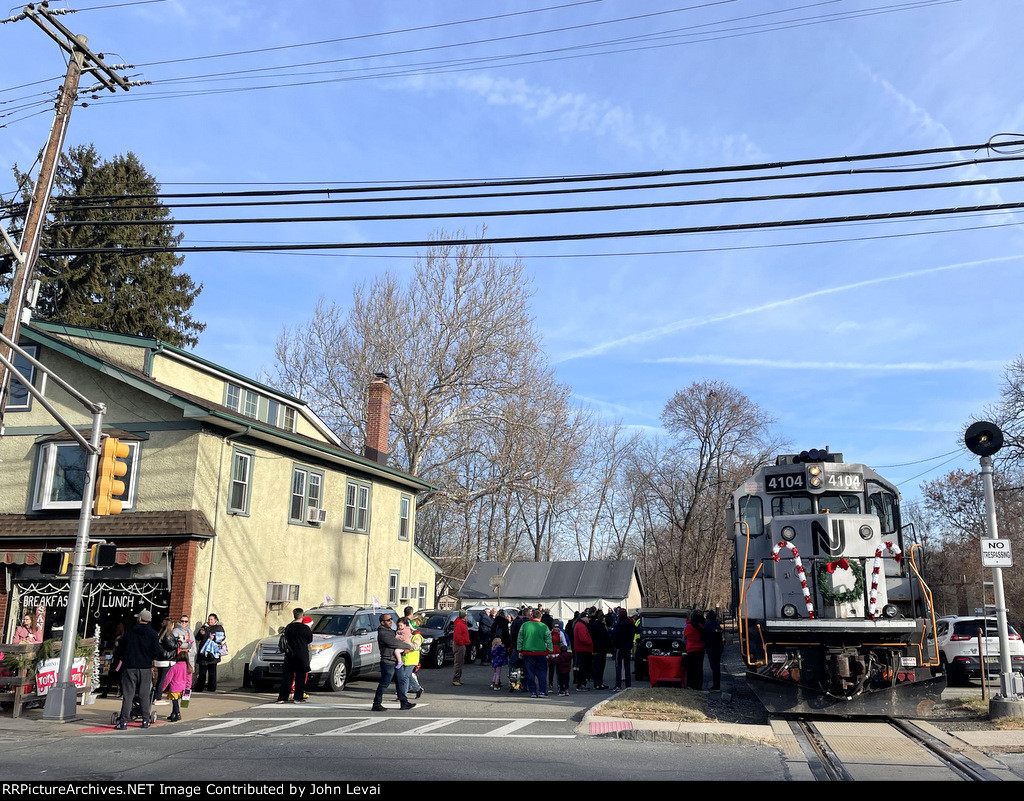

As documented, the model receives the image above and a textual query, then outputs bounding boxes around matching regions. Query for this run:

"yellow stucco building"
[0,321,436,681]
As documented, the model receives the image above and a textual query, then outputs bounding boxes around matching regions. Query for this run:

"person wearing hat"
[115,609,163,730]
[572,610,595,691]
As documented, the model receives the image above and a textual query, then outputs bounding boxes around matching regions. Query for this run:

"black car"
[634,607,691,681]
[413,609,481,668]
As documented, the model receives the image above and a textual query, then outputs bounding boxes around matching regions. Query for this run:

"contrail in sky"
[555,254,1024,363]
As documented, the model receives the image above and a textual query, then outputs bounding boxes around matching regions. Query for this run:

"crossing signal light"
[40,551,71,575]
[89,543,117,568]
[94,437,130,515]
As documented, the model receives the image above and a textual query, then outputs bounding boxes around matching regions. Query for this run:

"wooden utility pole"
[0,3,133,433]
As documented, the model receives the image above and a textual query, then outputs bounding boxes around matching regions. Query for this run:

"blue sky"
[2,0,1023,501]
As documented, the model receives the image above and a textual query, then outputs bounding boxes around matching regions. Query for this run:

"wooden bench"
[0,674,36,719]
[0,639,96,717]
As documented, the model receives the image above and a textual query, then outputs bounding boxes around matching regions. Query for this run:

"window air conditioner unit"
[307,508,327,524]
[266,582,301,603]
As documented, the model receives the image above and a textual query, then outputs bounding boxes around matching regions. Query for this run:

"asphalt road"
[0,656,791,783]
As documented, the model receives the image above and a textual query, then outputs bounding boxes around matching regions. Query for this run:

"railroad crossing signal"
[94,437,129,515]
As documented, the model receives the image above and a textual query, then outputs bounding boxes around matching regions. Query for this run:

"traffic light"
[94,437,130,515]
[89,542,117,568]
[40,551,71,575]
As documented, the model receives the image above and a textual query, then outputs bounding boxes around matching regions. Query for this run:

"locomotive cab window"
[818,493,861,514]
[738,496,764,537]
[868,484,898,534]
[771,495,812,516]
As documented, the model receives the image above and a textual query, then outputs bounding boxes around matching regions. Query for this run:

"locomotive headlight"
[781,604,799,618]
[808,465,821,476]
[859,525,873,540]
[882,604,900,619]
[781,525,796,541]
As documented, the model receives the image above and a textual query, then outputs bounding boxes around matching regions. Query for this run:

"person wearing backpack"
[276,608,313,703]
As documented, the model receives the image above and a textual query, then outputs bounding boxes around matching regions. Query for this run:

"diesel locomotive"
[728,448,943,715]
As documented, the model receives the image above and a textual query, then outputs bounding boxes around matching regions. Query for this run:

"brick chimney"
[364,372,391,465]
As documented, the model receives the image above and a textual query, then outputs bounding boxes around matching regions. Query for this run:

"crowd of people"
[97,601,723,727]
[446,604,725,697]
[102,609,227,729]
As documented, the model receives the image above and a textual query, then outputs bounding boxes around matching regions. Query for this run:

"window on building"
[33,440,139,512]
[399,494,411,541]
[228,448,254,515]
[225,383,241,412]
[388,571,400,606]
[344,479,371,534]
[7,345,39,412]
[289,465,324,525]
[227,384,297,431]
[418,584,427,607]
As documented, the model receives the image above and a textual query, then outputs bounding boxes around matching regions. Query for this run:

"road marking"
[166,718,249,736]
[486,719,541,736]
[121,716,575,739]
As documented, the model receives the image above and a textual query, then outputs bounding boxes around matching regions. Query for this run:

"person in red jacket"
[452,610,471,686]
[573,611,594,691]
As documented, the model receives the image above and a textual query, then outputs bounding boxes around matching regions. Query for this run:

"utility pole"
[0,2,134,433]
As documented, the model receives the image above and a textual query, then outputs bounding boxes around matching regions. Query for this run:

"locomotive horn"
[965,421,1004,457]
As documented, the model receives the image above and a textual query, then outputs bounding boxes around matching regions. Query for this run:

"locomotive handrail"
[736,520,768,667]
[908,541,940,668]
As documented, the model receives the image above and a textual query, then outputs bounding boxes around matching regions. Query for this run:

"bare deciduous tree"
[269,233,580,578]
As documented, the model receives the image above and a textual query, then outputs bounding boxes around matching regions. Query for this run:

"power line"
[40,173,1024,230]
[30,154,1024,218]
[20,135,1024,208]
[36,199,1024,257]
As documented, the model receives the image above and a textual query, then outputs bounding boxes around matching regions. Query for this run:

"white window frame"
[388,571,400,606]
[227,447,254,515]
[33,440,139,512]
[289,465,324,525]
[398,494,411,541]
[344,479,371,534]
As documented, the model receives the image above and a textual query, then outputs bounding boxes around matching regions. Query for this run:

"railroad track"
[786,716,1007,781]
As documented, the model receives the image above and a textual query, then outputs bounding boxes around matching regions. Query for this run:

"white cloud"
[647,355,1003,373]
[556,254,1024,363]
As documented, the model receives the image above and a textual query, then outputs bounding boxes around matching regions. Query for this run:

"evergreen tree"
[2,144,204,347]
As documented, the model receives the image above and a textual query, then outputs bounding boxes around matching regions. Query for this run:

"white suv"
[934,615,1024,685]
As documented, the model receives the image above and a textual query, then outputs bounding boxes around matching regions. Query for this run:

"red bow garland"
[825,558,850,574]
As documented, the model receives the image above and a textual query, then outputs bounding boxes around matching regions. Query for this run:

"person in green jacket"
[517,609,553,698]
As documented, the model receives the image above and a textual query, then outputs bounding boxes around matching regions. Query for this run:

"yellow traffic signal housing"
[40,551,71,575]
[94,437,130,515]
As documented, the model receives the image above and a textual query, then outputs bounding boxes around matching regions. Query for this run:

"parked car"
[413,609,481,668]
[633,607,691,681]
[249,605,399,693]
[933,615,1024,685]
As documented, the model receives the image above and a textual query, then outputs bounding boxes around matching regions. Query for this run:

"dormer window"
[225,383,295,431]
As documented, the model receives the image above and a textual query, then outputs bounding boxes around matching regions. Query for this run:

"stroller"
[110,694,157,726]
[508,666,524,693]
